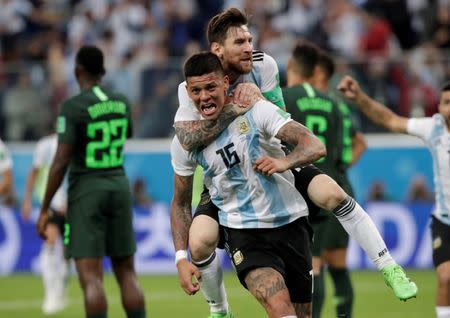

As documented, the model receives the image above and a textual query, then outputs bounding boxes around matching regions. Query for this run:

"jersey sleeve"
[406,117,434,140]
[170,136,196,176]
[0,140,12,173]
[57,101,77,144]
[32,138,46,168]
[252,100,292,138]
[260,54,285,109]
[174,82,202,122]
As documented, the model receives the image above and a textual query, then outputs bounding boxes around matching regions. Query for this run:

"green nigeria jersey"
[333,94,358,196]
[57,85,132,197]
[283,83,343,180]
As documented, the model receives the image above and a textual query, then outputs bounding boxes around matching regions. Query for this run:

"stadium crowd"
[0,0,449,140]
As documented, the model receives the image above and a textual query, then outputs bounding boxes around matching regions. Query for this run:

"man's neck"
[287,73,308,88]
[226,70,241,85]
[79,79,100,91]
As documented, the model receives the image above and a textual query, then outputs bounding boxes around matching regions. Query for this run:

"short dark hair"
[76,45,106,77]
[441,81,450,93]
[291,42,319,78]
[317,51,335,79]
[207,7,248,46]
[184,51,224,79]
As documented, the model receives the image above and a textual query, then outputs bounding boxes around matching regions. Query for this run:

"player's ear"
[223,75,229,91]
[210,42,223,58]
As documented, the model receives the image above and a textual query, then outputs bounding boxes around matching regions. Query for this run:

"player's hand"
[36,209,49,240]
[176,259,201,295]
[253,156,289,176]
[232,83,263,108]
[337,75,361,101]
[21,201,32,221]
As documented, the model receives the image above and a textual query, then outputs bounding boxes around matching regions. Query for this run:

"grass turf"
[0,270,435,317]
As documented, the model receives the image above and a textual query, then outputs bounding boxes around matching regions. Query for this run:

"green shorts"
[64,189,136,259]
[311,211,349,257]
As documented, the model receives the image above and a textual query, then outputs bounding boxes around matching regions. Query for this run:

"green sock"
[126,309,146,318]
[312,272,325,318]
[328,267,354,318]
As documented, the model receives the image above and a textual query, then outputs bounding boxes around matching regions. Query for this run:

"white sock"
[193,251,229,314]
[437,306,450,318]
[41,244,58,300]
[41,242,67,301]
[333,197,396,270]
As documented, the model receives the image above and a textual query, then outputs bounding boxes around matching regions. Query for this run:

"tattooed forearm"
[245,268,288,305]
[276,121,326,169]
[174,104,242,151]
[170,174,194,250]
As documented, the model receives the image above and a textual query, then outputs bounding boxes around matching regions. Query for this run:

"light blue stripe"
[428,120,449,218]
[216,127,259,227]
[196,151,227,223]
[249,69,262,88]
[246,111,291,226]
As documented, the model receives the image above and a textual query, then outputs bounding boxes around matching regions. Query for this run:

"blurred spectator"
[367,180,393,201]
[323,0,364,59]
[406,174,434,202]
[3,72,50,140]
[430,1,450,49]
[363,0,420,50]
[132,178,153,209]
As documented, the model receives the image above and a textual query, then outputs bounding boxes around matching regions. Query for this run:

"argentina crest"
[237,116,250,134]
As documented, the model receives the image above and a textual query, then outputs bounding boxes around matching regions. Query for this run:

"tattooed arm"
[170,173,194,252]
[170,173,202,295]
[174,103,253,152]
[253,121,326,176]
[277,121,326,168]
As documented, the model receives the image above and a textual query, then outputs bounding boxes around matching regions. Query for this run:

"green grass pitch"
[0,270,435,317]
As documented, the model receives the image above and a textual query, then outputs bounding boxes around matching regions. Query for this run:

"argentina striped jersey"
[171,100,309,229]
[407,114,450,225]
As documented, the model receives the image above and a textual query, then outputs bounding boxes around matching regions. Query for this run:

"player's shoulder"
[252,50,278,70]
[431,113,444,124]
[250,99,281,116]
[177,81,188,95]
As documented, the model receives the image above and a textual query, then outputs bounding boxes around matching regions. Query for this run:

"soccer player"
[314,50,367,318]
[171,51,327,318]
[0,138,14,205]
[36,45,146,318]
[338,75,450,318]
[173,8,285,317]
[284,42,365,318]
[22,132,70,314]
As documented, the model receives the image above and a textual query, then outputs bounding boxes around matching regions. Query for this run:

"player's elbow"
[316,142,327,161]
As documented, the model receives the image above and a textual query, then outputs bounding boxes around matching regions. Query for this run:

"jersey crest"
[237,116,250,134]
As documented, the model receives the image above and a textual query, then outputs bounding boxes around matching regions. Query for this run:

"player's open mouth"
[201,103,217,116]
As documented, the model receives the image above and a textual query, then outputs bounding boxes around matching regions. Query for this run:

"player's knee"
[264,294,295,316]
[189,232,218,262]
[45,224,60,245]
[437,268,450,286]
[324,183,347,211]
